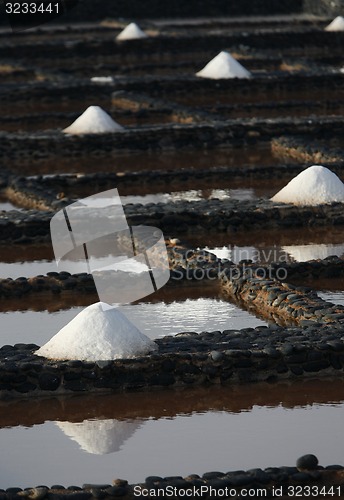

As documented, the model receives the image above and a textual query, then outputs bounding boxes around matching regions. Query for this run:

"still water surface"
[0,295,267,346]
[0,380,343,488]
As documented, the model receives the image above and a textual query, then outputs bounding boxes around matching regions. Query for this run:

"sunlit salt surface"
[0,380,344,488]
[0,297,266,346]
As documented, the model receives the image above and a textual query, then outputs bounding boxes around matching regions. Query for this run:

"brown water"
[44,175,287,201]
[0,378,343,488]
[0,111,174,132]
[173,86,344,107]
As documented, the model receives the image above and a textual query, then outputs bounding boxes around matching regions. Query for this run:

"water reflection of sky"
[0,241,343,279]
[121,188,255,205]
[0,297,266,346]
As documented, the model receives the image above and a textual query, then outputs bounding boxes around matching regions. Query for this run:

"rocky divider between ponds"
[0,199,343,245]
[1,117,344,164]
[2,316,344,400]
[112,73,344,102]
[1,460,344,500]
[0,250,344,395]
[271,136,344,164]
[2,28,341,61]
[221,265,344,325]
[11,163,304,194]
[2,73,344,117]
[0,243,342,298]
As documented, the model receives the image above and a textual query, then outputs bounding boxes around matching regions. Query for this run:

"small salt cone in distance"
[116,22,148,41]
[325,16,344,31]
[196,51,251,80]
[63,106,123,135]
[271,165,344,206]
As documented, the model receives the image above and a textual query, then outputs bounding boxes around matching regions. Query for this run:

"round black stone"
[296,454,318,470]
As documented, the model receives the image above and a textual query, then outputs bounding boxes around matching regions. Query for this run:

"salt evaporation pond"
[0,296,267,346]
[1,238,343,280]
[121,188,256,205]
[1,380,344,488]
[202,242,344,264]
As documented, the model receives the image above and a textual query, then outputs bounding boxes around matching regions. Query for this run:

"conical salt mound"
[63,106,124,135]
[116,22,148,41]
[196,51,251,80]
[325,16,344,31]
[271,165,344,206]
[35,302,157,361]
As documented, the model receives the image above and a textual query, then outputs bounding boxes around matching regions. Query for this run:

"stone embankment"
[2,316,344,399]
[0,455,344,499]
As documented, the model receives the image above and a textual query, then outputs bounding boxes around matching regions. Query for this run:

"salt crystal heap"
[35,302,157,361]
[116,22,148,41]
[196,51,251,80]
[325,16,344,31]
[63,106,123,135]
[271,165,344,206]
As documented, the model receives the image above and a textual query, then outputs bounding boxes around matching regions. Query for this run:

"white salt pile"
[35,302,157,361]
[63,106,123,135]
[116,22,148,41]
[271,165,344,206]
[196,51,252,80]
[56,419,142,454]
[325,16,344,31]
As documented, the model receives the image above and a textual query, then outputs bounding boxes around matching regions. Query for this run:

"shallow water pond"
[0,379,344,488]
[0,293,267,346]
